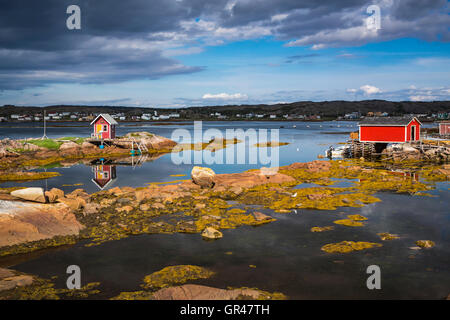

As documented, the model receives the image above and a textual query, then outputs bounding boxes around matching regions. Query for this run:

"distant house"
[358,116,421,143]
[439,121,450,136]
[90,113,118,139]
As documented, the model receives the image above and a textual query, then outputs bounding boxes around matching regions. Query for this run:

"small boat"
[325,145,349,158]
[293,125,296,128]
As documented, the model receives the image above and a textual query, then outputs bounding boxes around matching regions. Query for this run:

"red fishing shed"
[358,116,421,143]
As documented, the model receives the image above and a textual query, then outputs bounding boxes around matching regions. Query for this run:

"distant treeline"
[1,100,449,119]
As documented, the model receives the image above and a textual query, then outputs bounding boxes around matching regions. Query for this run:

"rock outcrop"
[10,187,46,203]
[152,284,281,300]
[0,200,84,247]
[0,268,34,292]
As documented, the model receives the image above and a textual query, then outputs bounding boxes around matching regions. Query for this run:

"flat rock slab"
[0,200,84,247]
[0,268,34,292]
[10,187,46,203]
[153,284,267,300]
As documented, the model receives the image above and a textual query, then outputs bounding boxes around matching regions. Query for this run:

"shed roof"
[358,116,421,126]
[90,113,118,125]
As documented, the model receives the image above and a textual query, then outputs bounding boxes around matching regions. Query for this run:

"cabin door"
[410,125,416,141]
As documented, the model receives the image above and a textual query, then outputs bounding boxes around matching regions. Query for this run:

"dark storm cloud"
[0,0,448,90]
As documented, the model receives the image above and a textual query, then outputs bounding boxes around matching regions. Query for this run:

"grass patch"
[27,139,63,150]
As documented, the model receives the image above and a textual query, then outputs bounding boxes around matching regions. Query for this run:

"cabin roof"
[358,116,421,126]
[90,113,118,126]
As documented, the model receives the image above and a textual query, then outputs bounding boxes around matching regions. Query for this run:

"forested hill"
[1,100,449,118]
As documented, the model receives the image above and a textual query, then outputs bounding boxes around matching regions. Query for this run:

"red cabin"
[358,117,421,143]
[439,121,450,136]
[90,114,118,140]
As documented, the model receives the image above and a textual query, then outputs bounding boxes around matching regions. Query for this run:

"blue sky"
[0,0,449,107]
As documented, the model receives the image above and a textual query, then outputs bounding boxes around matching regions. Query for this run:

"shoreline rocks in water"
[0,199,84,247]
[0,268,34,292]
[0,132,176,171]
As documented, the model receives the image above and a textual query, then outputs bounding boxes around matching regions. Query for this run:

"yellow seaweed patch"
[333,219,365,227]
[170,174,186,177]
[347,214,368,221]
[254,141,290,148]
[0,278,100,300]
[141,265,215,290]
[311,226,334,232]
[321,241,382,253]
[415,240,435,248]
[111,291,154,300]
[226,208,247,214]
[377,233,399,241]
[0,171,60,182]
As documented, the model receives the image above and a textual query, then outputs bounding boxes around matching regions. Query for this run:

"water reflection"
[89,154,152,190]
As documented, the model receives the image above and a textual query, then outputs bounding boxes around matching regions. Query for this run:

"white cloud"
[271,13,289,22]
[409,95,437,101]
[202,93,248,100]
[360,85,382,95]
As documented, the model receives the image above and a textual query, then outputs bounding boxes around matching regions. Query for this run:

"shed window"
[103,125,108,132]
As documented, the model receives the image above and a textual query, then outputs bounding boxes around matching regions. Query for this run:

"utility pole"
[41,109,48,139]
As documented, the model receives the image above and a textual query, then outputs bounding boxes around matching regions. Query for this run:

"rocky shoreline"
[0,131,176,171]
[0,157,448,299]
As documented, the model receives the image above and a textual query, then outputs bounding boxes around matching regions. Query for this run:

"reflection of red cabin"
[90,114,118,140]
[91,165,117,190]
[358,117,421,143]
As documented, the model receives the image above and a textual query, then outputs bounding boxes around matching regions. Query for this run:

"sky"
[0,0,449,108]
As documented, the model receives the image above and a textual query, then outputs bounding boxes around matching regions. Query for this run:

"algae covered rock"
[201,227,223,240]
[321,241,382,253]
[311,226,334,232]
[415,240,435,248]
[141,265,215,290]
[378,233,399,241]
[191,166,216,188]
[252,211,276,223]
[333,219,364,227]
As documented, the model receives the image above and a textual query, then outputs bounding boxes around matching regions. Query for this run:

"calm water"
[0,121,448,299]
[0,121,358,193]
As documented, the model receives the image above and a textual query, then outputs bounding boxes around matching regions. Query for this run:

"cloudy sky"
[0,0,449,107]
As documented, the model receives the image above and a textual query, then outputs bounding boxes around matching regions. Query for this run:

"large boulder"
[45,188,64,203]
[191,166,216,188]
[0,200,84,247]
[10,187,46,203]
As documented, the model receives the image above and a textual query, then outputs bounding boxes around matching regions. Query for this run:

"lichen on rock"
[141,265,215,290]
[321,241,382,253]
